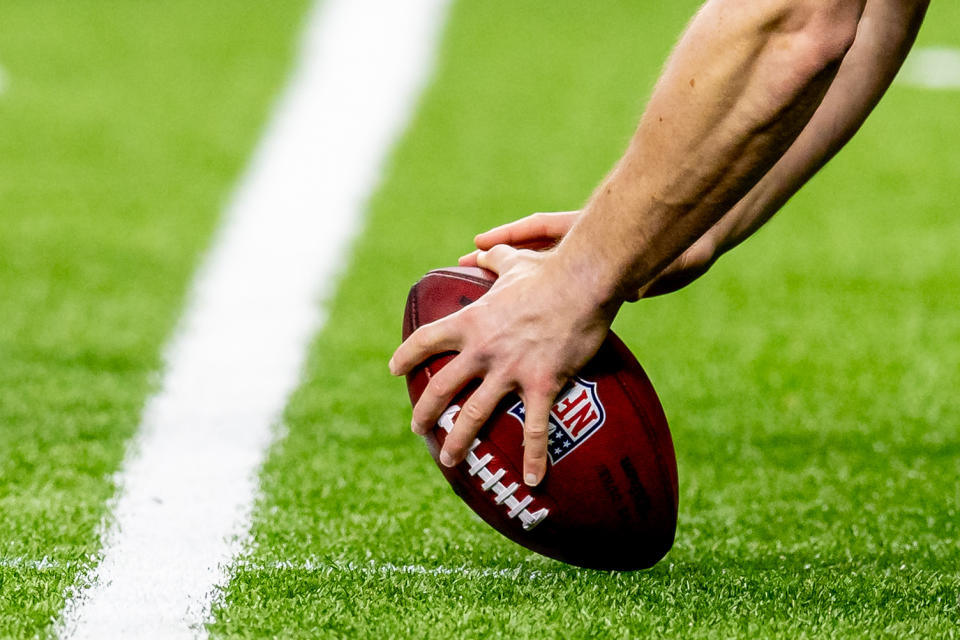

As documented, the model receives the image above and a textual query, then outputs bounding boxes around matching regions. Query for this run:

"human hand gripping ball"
[389,245,615,486]
[458,211,578,267]
[459,210,721,299]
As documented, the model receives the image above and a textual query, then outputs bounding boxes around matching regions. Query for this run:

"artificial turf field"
[1,1,959,638]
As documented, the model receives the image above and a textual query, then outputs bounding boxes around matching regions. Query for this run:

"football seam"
[412,270,492,385]
[427,270,494,288]
[611,373,678,512]
[411,278,550,532]
[410,283,424,376]
[410,282,440,387]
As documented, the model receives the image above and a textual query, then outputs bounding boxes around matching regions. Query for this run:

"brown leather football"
[403,266,678,570]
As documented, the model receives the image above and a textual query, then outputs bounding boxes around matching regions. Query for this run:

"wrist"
[547,241,627,322]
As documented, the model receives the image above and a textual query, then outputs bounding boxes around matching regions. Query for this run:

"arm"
[467,0,930,298]
[643,0,929,296]
[392,0,869,486]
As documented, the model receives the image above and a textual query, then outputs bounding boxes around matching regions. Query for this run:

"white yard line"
[57,1,449,638]
[4,557,555,580]
[896,46,960,90]
[1,557,78,571]
[242,559,555,580]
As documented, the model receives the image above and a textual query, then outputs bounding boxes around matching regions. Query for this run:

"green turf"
[2,0,958,638]
[210,1,960,638]
[0,1,309,635]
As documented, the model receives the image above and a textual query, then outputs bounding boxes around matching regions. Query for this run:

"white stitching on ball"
[468,453,493,476]
[437,405,549,531]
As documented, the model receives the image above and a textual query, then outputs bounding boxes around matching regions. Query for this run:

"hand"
[460,210,721,299]
[390,245,615,486]
[458,211,578,267]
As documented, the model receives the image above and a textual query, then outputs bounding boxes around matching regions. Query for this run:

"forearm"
[705,0,930,255]
[552,0,866,306]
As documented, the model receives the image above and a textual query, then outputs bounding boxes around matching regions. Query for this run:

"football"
[403,266,679,570]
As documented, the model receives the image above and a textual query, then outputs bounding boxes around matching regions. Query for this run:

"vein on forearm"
[707,0,930,255]
[560,1,864,303]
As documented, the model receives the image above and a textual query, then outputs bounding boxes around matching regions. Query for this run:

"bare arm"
[467,0,930,298]
[392,0,874,486]
[644,0,930,296]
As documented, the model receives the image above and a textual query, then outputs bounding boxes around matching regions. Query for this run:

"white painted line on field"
[244,559,556,580]
[896,46,960,90]
[5,556,556,580]
[58,0,450,638]
[1,556,76,571]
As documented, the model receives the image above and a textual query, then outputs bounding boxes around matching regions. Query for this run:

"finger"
[474,216,541,250]
[474,211,577,250]
[475,244,518,275]
[411,355,479,435]
[439,377,510,467]
[462,242,552,268]
[520,392,555,486]
[389,319,460,376]
[457,249,480,267]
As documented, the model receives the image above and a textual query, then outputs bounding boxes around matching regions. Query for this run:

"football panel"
[402,267,677,569]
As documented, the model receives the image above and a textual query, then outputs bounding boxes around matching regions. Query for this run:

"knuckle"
[417,318,454,347]
[428,375,456,399]
[411,326,433,350]
[527,375,561,397]
[460,401,487,424]
[469,340,493,365]
[445,433,470,455]
[458,306,479,330]
[524,422,549,439]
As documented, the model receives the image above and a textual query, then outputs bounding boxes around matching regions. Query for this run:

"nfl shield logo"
[507,376,606,464]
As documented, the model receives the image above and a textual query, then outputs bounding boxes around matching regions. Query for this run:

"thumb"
[475,244,518,275]
[458,249,481,267]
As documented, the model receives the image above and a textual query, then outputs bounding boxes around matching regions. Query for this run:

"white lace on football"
[437,405,549,530]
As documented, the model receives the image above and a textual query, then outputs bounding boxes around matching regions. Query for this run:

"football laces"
[437,405,549,530]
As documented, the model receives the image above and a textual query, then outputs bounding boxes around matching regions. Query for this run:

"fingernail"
[388,357,397,375]
[411,418,422,434]
[525,473,538,487]
[439,450,454,467]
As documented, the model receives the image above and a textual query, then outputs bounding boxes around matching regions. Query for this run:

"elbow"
[787,0,864,72]
[758,0,864,99]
